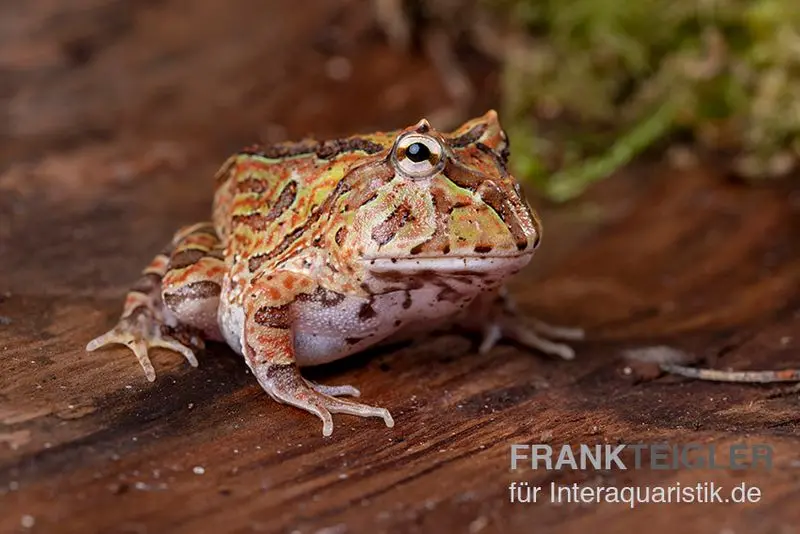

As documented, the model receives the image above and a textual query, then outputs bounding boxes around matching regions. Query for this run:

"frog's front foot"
[86,307,203,381]
[479,314,584,360]
[471,288,584,360]
[256,364,394,437]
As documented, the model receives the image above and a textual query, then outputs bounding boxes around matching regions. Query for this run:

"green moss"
[485,0,800,200]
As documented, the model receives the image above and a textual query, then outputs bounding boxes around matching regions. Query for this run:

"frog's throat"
[361,253,534,274]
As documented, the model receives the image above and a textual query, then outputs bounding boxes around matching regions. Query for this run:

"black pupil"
[406,142,430,163]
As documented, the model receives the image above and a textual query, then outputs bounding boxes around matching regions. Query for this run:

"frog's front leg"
[87,222,224,380]
[242,271,394,436]
[468,287,584,360]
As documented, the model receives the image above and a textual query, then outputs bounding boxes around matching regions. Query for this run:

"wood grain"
[1,2,799,533]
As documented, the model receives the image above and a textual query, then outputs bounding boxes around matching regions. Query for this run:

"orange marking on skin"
[267,287,281,301]
[233,233,254,252]
[166,270,191,286]
[246,328,294,364]
[147,256,169,272]
[173,262,225,286]
[282,275,295,290]
[207,265,226,277]
[265,341,294,364]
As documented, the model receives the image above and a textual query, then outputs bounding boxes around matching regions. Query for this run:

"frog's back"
[212,134,396,269]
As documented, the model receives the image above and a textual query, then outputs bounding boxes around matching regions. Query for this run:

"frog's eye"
[393,134,445,179]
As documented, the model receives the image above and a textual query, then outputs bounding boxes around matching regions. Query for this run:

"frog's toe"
[302,390,394,437]
[87,315,200,381]
[86,328,158,381]
[478,314,581,360]
[129,339,158,382]
[309,382,361,398]
[506,326,576,360]
[259,364,394,436]
[478,323,503,354]
[151,337,199,368]
[313,407,336,437]
[526,318,585,341]
[313,395,394,436]
[86,329,124,352]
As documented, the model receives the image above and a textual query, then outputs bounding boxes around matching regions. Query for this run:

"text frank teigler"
[506,442,770,508]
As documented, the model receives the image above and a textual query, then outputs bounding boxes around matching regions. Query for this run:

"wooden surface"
[1,2,799,533]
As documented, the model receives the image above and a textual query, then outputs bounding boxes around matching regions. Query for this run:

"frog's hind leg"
[87,222,225,381]
[161,223,226,342]
[242,270,394,437]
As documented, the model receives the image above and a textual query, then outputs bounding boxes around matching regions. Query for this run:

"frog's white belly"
[217,282,479,365]
[292,281,481,366]
[217,270,502,367]
[218,301,246,356]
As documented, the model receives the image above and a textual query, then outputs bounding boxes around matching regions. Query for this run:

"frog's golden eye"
[393,134,445,179]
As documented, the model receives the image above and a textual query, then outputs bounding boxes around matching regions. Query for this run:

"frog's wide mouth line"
[362,254,534,273]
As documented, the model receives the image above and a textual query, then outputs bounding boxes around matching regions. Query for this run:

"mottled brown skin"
[87,111,583,436]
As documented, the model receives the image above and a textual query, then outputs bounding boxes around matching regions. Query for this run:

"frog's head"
[334,110,541,275]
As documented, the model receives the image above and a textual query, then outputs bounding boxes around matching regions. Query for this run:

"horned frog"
[87,111,582,436]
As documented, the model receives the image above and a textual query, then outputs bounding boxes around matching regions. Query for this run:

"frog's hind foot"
[87,307,203,381]
[88,221,221,381]
[257,364,394,437]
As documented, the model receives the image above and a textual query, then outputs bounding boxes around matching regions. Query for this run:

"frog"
[87,110,583,436]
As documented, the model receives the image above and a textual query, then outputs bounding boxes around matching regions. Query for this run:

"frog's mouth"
[362,253,534,275]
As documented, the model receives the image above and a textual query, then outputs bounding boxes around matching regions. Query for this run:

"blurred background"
[2,0,798,202]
